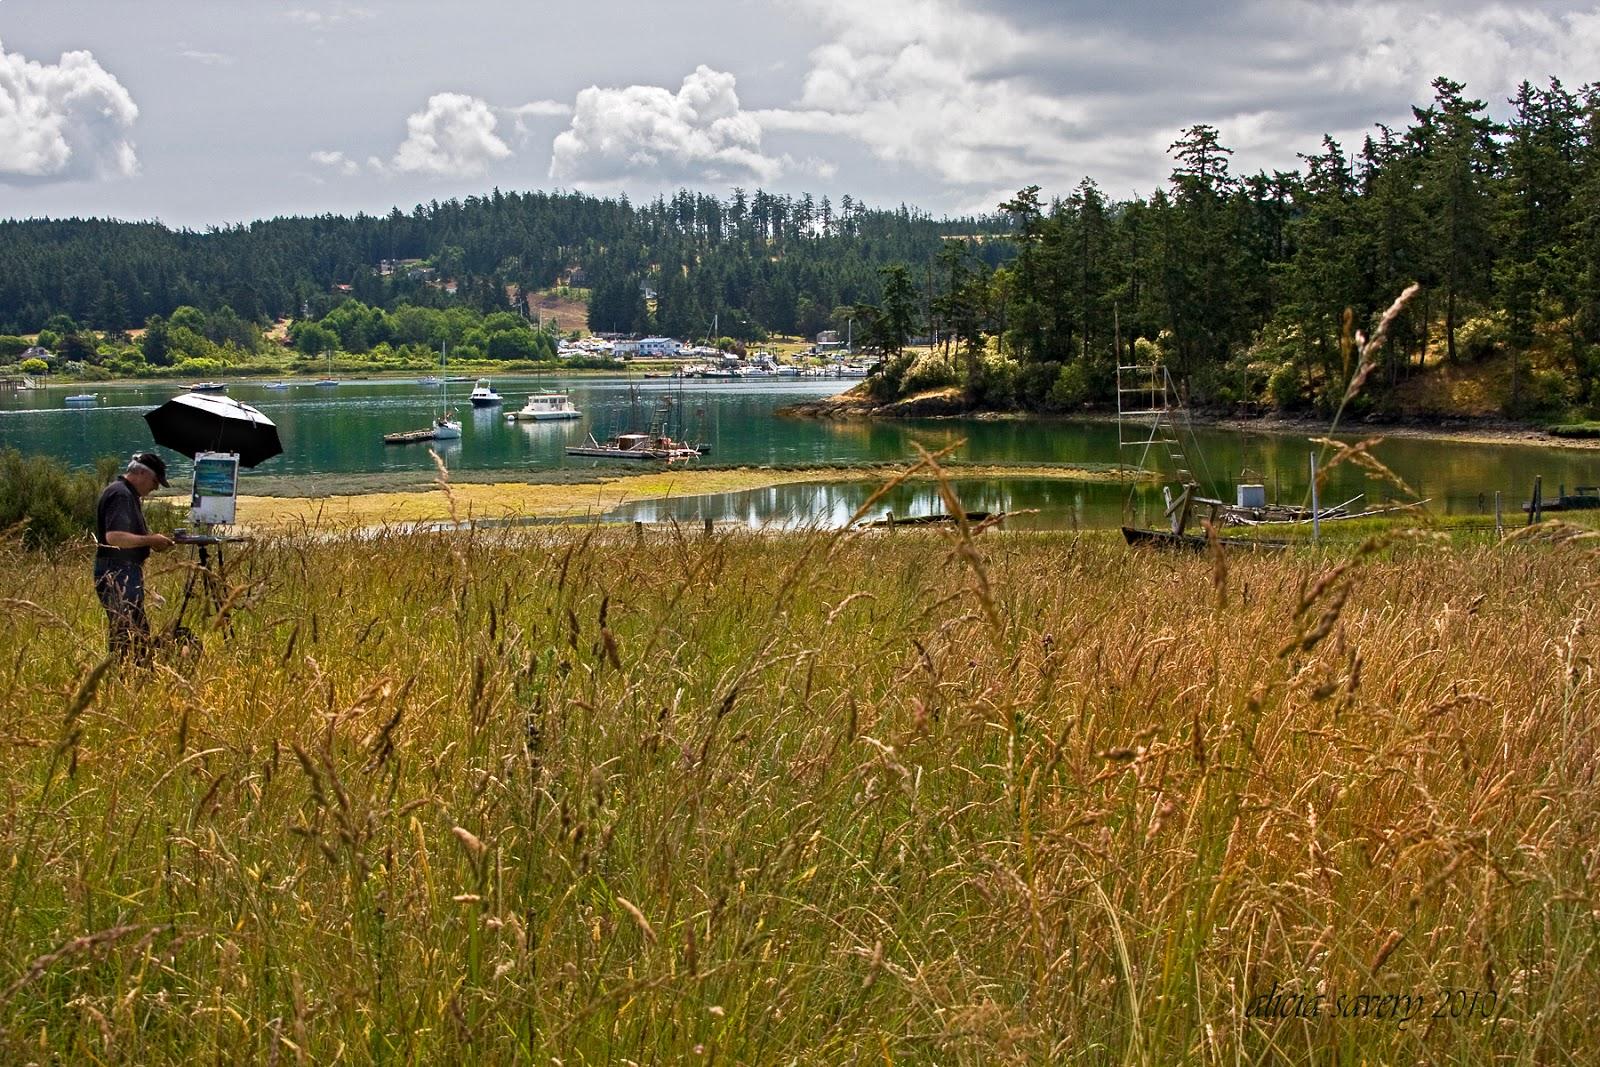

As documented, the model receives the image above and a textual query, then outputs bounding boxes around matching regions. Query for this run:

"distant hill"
[0,189,1014,340]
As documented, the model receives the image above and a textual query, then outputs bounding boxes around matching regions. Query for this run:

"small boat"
[384,414,461,444]
[566,432,700,461]
[313,378,340,387]
[387,343,462,442]
[1523,484,1600,513]
[188,381,227,393]
[64,393,100,405]
[264,381,290,390]
[506,392,581,421]
[1121,526,1287,551]
[416,376,442,386]
[864,511,996,528]
[469,379,503,407]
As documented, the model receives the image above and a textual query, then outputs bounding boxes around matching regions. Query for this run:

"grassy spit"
[234,463,1138,529]
[2,518,1597,1063]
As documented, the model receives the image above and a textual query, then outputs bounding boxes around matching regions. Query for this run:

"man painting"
[95,452,175,658]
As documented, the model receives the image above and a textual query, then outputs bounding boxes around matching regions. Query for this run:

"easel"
[171,530,241,634]
[168,451,248,641]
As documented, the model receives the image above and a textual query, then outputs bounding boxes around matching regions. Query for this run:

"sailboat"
[384,344,461,443]
[314,348,339,387]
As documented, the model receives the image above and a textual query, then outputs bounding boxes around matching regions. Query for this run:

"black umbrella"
[144,393,283,468]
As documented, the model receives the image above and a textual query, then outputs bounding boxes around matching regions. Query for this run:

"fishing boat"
[188,381,227,393]
[468,379,503,407]
[565,432,700,461]
[64,393,100,405]
[507,392,581,421]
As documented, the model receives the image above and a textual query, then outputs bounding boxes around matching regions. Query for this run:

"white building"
[637,337,683,357]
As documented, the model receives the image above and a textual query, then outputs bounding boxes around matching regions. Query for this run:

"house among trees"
[637,337,683,357]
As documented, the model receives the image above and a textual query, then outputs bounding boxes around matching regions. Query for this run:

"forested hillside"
[0,190,1005,341]
[873,77,1600,419]
[6,76,1600,419]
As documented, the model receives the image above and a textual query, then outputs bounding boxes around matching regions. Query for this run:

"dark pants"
[94,559,149,660]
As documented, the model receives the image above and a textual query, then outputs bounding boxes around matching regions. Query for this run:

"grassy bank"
[2,514,1597,1062]
[234,462,1141,528]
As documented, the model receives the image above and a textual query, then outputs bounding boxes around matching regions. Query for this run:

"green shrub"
[1456,313,1506,362]
[1266,361,1307,411]
[1548,422,1600,439]
[0,450,182,551]
[19,357,48,375]
[1046,361,1090,410]
[0,450,122,550]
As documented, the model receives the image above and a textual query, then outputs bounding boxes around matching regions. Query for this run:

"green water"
[3,376,1590,528]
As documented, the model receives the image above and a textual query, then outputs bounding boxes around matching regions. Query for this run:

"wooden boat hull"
[1121,526,1287,551]
[565,446,698,461]
[864,511,995,528]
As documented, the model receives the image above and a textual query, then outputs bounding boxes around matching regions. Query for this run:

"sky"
[2,0,1599,227]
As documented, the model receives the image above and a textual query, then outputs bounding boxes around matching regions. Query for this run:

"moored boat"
[507,392,581,421]
[188,381,227,393]
[64,393,100,405]
[469,379,502,407]
[565,432,700,461]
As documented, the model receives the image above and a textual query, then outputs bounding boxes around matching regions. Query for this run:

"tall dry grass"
[0,513,1595,1063]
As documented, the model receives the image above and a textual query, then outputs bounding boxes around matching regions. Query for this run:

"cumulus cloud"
[309,149,359,176]
[0,36,139,184]
[505,100,571,119]
[550,65,786,187]
[384,92,512,177]
[753,0,1600,201]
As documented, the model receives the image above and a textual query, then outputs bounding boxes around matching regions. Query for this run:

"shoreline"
[778,390,1600,451]
[234,462,1143,529]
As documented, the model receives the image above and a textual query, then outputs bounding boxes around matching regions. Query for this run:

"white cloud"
[284,5,376,29]
[504,99,571,140]
[749,0,1600,202]
[386,92,511,177]
[504,100,570,119]
[0,36,138,184]
[550,65,786,187]
[309,149,359,176]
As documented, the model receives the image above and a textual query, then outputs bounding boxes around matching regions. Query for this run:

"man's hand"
[147,533,176,552]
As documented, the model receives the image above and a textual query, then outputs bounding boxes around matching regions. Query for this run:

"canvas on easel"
[190,451,239,526]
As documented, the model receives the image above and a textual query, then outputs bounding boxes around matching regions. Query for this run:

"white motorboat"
[507,392,581,421]
[469,379,502,407]
[64,393,100,405]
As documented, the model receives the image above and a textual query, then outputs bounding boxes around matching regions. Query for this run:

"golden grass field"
[3,501,1599,1062]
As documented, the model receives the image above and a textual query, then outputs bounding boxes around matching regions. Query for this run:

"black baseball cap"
[131,451,170,488]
